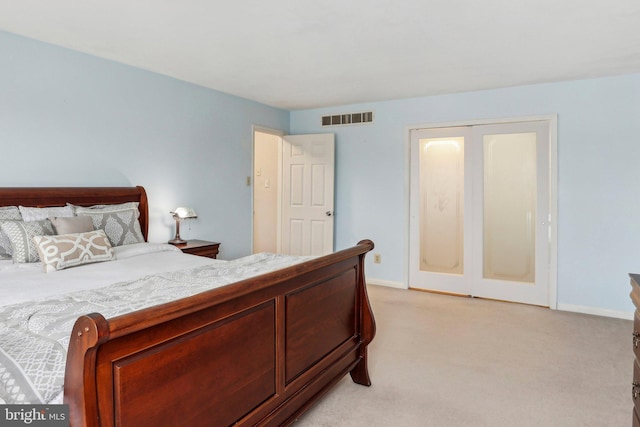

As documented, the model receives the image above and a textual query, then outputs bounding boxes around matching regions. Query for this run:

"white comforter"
[0,244,313,405]
[0,243,216,306]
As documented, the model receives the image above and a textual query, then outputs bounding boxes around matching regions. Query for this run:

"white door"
[409,121,551,306]
[281,133,335,256]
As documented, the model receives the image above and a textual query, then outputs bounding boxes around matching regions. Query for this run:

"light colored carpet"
[294,285,632,427]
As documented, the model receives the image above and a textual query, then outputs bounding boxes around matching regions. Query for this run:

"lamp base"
[169,218,186,245]
[168,238,187,245]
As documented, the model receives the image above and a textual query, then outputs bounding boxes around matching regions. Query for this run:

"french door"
[409,120,551,306]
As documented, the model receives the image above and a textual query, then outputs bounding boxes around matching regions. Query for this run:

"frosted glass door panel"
[410,127,472,296]
[419,138,464,274]
[483,133,536,283]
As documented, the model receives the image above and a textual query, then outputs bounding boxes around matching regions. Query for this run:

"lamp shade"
[172,207,197,219]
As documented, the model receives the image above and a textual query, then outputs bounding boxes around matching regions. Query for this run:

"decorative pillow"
[50,216,94,235]
[33,229,115,273]
[73,202,144,247]
[0,206,22,259]
[19,205,75,222]
[0,219,55,263]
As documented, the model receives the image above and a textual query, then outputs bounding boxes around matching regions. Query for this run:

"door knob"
[326,211,334,217]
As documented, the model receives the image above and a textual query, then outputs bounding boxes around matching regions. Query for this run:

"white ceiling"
[1,0,639,110]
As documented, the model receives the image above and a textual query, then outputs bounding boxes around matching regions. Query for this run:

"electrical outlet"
[373,253,381,264]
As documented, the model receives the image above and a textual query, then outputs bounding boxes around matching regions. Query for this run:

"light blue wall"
[2,29,639,313]
[0,31,289,259]
[290,74,640,314]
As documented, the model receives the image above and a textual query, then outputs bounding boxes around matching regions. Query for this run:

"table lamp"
[168,206,197,244]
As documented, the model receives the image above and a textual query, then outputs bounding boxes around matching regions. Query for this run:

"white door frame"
[252,125,284,253]
[404,114,558,309]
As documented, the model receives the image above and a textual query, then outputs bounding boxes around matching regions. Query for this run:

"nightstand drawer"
[634,360,640,413]
[173,240,220,259]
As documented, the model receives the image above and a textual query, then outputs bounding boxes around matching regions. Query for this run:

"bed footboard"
[64,240,375,427]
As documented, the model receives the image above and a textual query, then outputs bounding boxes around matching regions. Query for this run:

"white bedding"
[0,242,218,306]
[0,244,314,405]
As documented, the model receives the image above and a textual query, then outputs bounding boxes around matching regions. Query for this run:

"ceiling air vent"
[321,111,373,127]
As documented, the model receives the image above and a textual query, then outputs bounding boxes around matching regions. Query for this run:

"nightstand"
[172,240,220,259]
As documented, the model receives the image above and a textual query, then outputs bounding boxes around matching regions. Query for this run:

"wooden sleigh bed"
[0,186,376,427]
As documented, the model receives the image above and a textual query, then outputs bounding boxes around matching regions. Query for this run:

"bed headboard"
[0,186,149,241]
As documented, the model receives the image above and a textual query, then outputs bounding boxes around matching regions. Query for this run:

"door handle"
[326,211,334,217]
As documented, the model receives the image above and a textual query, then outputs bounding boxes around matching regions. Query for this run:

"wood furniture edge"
[172,240,220,258]
[0,186,149,242]
[630,273,640,425]
[64,239,375,426]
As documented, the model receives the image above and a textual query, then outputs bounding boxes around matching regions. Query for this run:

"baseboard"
[557,303,634,320]
[366,278,406,289]
[362,282,634,319]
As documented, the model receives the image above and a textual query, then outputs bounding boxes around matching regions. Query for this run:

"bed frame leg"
[349,351,372,386]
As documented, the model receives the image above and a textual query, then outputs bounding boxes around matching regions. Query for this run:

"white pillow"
[19,205,75,222]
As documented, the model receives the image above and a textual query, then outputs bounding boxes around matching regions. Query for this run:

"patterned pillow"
[19,205,75,222]
[0,206,22,259]
[73,202,144,247]
[33,230,115,273]
[0,219,55,263]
